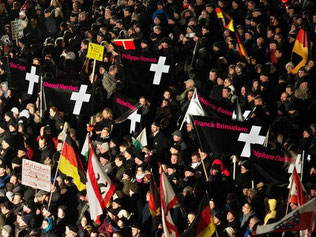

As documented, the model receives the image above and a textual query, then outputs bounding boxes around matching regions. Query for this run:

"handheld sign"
[22,159,51,192]
[87,42,104,61]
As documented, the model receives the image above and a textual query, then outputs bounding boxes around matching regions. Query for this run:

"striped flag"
[290,167,306,206]
[160,169,179,237]
[235,32,250,63]
[215,8,224,19]
[86,147,115,223]
[59,135,86,191]
[255,198,316,235]
[291,29,309,74]
[114,39,136,50]
[149,174,160,218]
[225,18,234,32]
[181,193,216,237]
[133,128,147,156]
[81,133,90,162]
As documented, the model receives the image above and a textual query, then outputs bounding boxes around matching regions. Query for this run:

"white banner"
[22,159,51,192]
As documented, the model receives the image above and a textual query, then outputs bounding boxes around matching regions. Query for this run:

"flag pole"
[301,150,305,182]
[48,130,67,209]
[232,155,237,180]
[286,173,294,214]
[199,149,209,182]
[281,174,294,237]
[191,112,209,181]
[90,59,97,117]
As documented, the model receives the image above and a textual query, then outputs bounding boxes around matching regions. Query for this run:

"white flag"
[86,148,115,223]
[160,171,179,237]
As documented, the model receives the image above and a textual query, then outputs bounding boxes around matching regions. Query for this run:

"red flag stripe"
[87,148,104,208]
[197,206,211,234]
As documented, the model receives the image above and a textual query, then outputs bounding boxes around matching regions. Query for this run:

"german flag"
[291,29,309,74]
[235,32,250,63]
[215,7,235,32]
[225,18,234,32]
[215,8,224,19]
[148,174,160,218]
[181,193,216,237]
[59,135,86,191]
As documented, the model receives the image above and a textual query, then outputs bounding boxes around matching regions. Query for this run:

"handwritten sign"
[22,159,51,192]
[11,19,24,40]
[87,42,104,61]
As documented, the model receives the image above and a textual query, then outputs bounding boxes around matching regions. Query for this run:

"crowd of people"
[0,0,316,236]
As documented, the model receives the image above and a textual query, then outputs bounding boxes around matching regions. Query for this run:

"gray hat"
[2,225,12,234]
[100,142,109,151]
[172,130,182,137]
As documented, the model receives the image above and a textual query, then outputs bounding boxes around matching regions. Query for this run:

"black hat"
[160,37,170,44]
[22,214,32,225]
[152,121,160,127]
[185,166,195,173]
[124,169,134,177]
[0,122,7,130]
[241,160,250,170]
[299,77,308,84]
[99,152,110,160]
[131,222,141,229]
[18,146,27,152]
[141,39,149,45]
[212,164,221,171]
[171,174,179,181]
[67,225,78,233]
[24,200,35,210]
[213,42,221,49]
[2,136,13,146]
[113,198,123,206]
[125,147,134,156]
[304,127,313,136]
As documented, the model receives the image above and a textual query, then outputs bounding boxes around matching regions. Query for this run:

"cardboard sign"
[11,19,24,40]
[22,159,51,192]
[87,42,104,61]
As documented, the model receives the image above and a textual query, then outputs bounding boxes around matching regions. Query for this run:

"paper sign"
[87,42,104,61]
[22,159,51,192]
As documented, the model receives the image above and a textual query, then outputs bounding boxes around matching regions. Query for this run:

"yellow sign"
[87,42,104,61]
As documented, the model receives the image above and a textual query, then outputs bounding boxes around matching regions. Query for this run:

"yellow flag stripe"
[59,156,86,191]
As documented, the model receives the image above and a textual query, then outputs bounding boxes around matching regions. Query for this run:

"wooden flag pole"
[282,173,294,237]
[199,149,209,182]
[232,155,237,180]
[90,59,97,117]
[48,128,67,209]
[301,150,305,182]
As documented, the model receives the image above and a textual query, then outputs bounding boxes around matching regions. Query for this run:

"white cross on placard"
[238,125,265,157]
[150,56,170,85]
[70,85,91,115]
[25,66,39,95]
[128,109,141,134]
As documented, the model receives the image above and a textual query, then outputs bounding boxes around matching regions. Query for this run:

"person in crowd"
[0,0,315,236]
